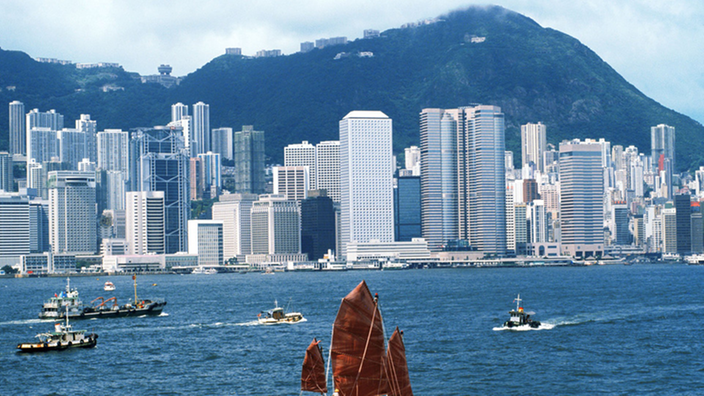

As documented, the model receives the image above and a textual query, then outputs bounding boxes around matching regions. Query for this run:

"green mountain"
[1,5,702,170]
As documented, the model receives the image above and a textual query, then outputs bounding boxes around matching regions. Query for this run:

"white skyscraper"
[315,140,340,202]
[211,193,257,260]
[125,191,165,255]
[188,220,223,266]
[521,122,547,172]
[339,111,394,258]
[76,114,97,163]
[0,193,30,257]
[48,171,97,254]
[273,166,309,201]
[193,102,210,155]
[171,102,188,123]
[404,146,421,175]
[57,128,86,169]
[9,101,25,156]
[197,151,221,196]
[284,141,316,189]
[27,127,58,164]
[651,124,675,172]
[97,129,130,175]
[250,194,300,254]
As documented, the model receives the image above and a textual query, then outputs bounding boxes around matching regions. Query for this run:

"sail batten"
[330,280,388,396]
[302,338,328,394]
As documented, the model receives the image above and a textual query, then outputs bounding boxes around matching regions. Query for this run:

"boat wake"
[0,318,44,327]
[493,322,555,331]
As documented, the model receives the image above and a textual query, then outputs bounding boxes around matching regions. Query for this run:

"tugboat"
[38,278,84,320]
[501,294,541,329]
[257,300,304,325]
[18,307,98,353]
[104,281,116,291]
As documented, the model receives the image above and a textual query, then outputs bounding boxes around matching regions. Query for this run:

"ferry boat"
[18,308,98,353]
[258,300,304,324]
[192,266,218,274]
[104,281,116,291]
[38,278,84,320]
[500,294,541,329]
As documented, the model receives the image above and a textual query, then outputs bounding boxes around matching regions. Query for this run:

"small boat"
[500,294,541,329]
[258,300,304,324]
[18,307,98,353]
[192,266,218,275]
[104,281,115,291]
[38,278,84,320]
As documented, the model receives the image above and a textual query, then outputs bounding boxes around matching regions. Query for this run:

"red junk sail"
[301,338,328,394]
[331,280,388,396]
[384,327,413,396]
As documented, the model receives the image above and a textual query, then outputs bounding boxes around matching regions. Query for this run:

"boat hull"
[17,334,98,353]
[43,301,167,320]
[258,313,304,325]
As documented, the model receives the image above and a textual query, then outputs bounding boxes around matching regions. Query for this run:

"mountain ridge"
[0,5,701,170]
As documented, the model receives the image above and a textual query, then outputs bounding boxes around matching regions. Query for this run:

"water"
[1,264,703,395]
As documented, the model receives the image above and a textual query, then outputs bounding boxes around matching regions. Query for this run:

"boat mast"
[133,274,138,303]
[514,294,522,311]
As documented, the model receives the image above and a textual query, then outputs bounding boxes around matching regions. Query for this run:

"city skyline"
[0,1,701,125]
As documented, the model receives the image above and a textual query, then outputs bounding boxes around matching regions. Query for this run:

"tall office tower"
[612,145,625,171]
[27,127,58,164]
[273,166,309,201]
[211,193,257,260]
[197,151,221,197]
[97,129,130,175]
[29,199,50,253]
[0,152,13,192]
[189,157,204,201]
[103,170,127,211]
[404,146,421,175]
[521,122,546,172]
[131,126,190,253]
[57,129,86,169]
[315,140,341,202]
[505,186,516,253]
[192,102,210,155]
[76,114,97,162]
[300,190,335,260]
[9,100,25,155]
[662,208,677,253]
[632,214,645,247]
[339,111,394,257]
[419,108,458,251]
[284,141,316,189]
[514,203,528,255]
[523,179,540,203]
[461,105,507,256]
[125,191,165,255]
[611,201,630,245]
[48,171,97,254]
[394,175,421,241]
[630,156,645,198]
[691,204,703,254]
[250,194,300,255]
[675,194,692,254]
[211,127,233,161]
[234,125,266,194]
[651,124,675,172]
[0,194,30,258]
[171,102,188,123]
[559,139,604,258]
[188,220,223,266]
[528,200,547,244]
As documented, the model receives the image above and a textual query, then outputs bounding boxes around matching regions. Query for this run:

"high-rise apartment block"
[521,122,547,172]
[9,100,25,156]
[211,127,234,161]
[48,171,97,254]
[125,191,165,255]
[559,139,604,257]
[315,140,340,202]
[171,102,188,123]
[651,124,675,172]
[339,111,394,257]
[76,114,97,163]
[193,102,210,155]
[284,141,316,189]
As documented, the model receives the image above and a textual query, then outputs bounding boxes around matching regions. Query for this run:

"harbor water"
[1,264,703,395]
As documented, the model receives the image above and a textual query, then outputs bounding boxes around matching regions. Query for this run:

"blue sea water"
[1,264,703,395]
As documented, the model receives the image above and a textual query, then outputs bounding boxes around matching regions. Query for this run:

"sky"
[1,0,702,124]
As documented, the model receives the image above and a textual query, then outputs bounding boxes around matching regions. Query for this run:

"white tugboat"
[500,294,542,329]
[38,278,84,320]
[257,300,305,324]
[18,307,98,353]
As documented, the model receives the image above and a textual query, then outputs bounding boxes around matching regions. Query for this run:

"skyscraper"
[97,129,130,176]
[188,220,223,266]
[300,190,336,260]
[419,108,458,251]
[76,114,97,163]
[234,125,266,194]
[131,126,190,253]
[521,122,547,172]
[193,102,210,155]
[0,193,30,257]
[285,141,317,189]
[674,194,692,255]
[339,111,394,257]
[559,139,604,258]
[250,194,300,255]
[211,193,257,260]
[211,127,234,161]
[197,151,221,197]
[48,171,97,254]
[651,124,675,172]
[27,127,58,164]
[57,128,86,169]
[125,191,165,255]
[394,175,421,241]
[273,166,309,201]
[171,102,188,123]
[0,152,13,192]
[462,105,507,256]
[315,140,341,202]
[9,100,25,156]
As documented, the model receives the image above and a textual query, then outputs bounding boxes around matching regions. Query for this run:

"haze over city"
[0,0,702,124]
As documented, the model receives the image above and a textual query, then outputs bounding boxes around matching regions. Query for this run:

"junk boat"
[18,307,98,353]
[104,281,115,291]
[501,294,541,329]
[300,280,413,395]
[38,278,84,320]
[258,300,304,324]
